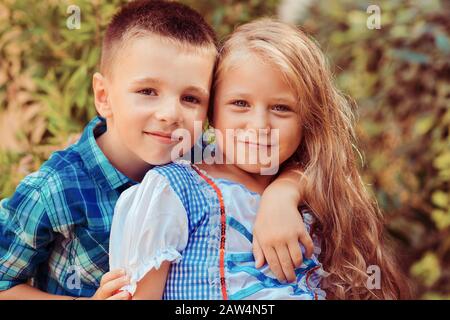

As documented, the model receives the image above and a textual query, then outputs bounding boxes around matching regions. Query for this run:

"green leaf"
[435,33,450,55]
[410,252,441,287]
[414,114,435,135]
[434,152,450,170]
[432,209,450,230]
[432,191,449,209]
[391,49,430,64]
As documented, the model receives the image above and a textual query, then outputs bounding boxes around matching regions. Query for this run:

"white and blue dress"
[109,161,326,300]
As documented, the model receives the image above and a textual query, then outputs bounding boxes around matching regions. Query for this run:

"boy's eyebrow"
[185,86,210,98]
[130,78,209,97]
[131,77,163,86]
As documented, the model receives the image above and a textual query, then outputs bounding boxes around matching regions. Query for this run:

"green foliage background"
[0,0,449,298]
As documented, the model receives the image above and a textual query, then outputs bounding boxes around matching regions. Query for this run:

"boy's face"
[96,34,215,166]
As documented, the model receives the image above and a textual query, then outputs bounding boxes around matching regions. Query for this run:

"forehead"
[217,53,296,99]
[109,34,216,88]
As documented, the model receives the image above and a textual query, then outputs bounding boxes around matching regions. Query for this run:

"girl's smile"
[212,51,302,177]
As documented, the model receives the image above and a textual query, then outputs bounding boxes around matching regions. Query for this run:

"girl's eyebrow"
[221,92,296,105]
[221,92,253,100]
[271,97,297,105]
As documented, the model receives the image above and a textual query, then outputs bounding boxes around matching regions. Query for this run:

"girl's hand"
[90,269,132,300]
[253,180,314,283]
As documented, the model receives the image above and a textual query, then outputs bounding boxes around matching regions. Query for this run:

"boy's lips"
[143,130,180,144]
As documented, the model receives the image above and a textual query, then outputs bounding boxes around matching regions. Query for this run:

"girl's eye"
[137,88,157,96]
[272,104,291,112]
[232,100,250,108]
[183,95,201,104]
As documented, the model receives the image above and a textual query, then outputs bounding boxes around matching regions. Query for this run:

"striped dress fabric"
[110,160,326,300]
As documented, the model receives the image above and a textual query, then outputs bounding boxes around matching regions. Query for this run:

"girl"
[110,19,408,299]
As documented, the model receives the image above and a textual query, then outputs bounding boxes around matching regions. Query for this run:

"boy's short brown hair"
[101,0,217,76]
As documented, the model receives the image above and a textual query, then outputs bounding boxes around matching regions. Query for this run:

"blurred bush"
[0,0,448,298]
[0,0,280,194]
[296,0,449,298]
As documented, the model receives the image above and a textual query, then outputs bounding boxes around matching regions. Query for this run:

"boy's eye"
[231,100,250,108]
[272,104,291,112]
[183,95,201,104]
[137,88,157,96]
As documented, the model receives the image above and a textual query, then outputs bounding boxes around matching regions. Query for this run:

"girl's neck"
[196,162,273,195]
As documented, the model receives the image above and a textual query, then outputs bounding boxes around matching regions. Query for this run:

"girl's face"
[212,54,303,174]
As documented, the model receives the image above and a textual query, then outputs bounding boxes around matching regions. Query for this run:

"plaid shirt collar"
[76,116,136,191]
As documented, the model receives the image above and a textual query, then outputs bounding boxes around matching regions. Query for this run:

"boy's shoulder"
[19,144,87,193]
[2,143,91,231]
[18,116,109,194]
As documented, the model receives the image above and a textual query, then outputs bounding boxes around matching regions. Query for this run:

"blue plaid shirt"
[0,116,137,297]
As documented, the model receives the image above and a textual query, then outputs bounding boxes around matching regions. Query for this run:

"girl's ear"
[92,72,112,118]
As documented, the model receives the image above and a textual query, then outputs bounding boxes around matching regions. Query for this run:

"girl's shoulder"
[150,160,208,208]
[152,159,192,177]
[151,160,197,190]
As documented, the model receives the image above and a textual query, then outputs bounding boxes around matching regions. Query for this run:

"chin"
[141,152,173,166]
[234,163,270,175]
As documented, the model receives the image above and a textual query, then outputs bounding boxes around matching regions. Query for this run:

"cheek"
[211,110,231,152]
[277,121,302,159]
[114,95,157,128]
[110,85,131,106]
[180,107,207,143]
[196,105,209,122]
[212,104,238,131]
[111,91,135,120]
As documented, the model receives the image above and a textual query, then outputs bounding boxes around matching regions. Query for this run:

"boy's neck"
[96,128,152,183]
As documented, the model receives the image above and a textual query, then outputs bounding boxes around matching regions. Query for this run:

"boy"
[0,0,312,300]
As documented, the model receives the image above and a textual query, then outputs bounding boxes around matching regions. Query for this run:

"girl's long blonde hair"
[215,18,410,299]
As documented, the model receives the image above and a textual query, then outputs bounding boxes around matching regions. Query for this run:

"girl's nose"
[247,107,270,131]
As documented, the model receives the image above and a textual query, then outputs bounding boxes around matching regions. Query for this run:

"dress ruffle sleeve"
[109,170,189,295]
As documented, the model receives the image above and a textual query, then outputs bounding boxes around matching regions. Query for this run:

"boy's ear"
[92,72,112,118]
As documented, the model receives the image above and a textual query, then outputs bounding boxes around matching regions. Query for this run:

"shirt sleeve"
[0,183,54,291]
[109,170,189,295]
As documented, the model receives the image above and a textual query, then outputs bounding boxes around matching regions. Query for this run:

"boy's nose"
[154,98,182,125]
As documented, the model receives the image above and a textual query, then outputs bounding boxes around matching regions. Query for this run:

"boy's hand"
[253,182,314,283]
[91,269,131,300]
